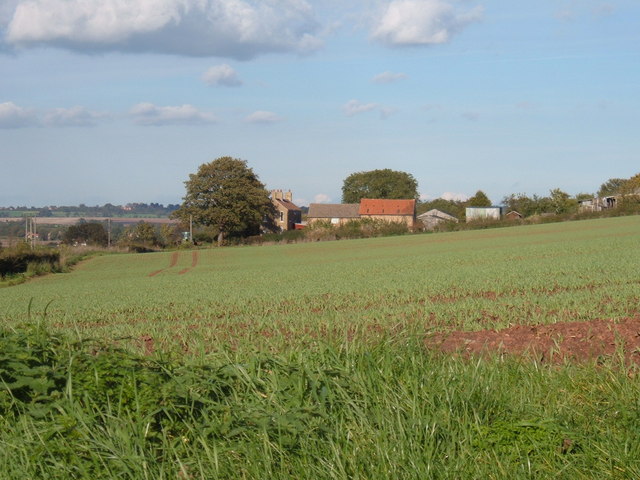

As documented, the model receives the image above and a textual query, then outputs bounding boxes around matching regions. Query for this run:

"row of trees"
[62,221,183,249]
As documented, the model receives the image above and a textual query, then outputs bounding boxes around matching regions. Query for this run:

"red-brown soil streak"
[425,317,640,364]
[148,252,180,277]
[178,251,199,275]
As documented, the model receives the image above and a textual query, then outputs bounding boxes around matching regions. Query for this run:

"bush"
[0,244,60,279]
[306,218,409,241]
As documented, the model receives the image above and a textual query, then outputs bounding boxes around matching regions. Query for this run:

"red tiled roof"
[359,199,416,216]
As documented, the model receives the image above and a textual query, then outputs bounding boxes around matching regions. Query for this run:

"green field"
[1,216,640,478]
[2,215,639,353]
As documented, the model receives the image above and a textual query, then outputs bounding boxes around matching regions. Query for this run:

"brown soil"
[425,317,640,364]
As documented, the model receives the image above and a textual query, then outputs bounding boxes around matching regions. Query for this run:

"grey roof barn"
[417,209,458,230]
[307,203,360,224]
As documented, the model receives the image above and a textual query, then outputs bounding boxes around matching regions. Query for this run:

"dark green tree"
[621,173,640,195]
[549,188,576,215]
[341,169,418,203]
[503,193,536,217]
[575,192,594,202]
[466,190,492,207]
[123,221,160,246]
[172,157,275,246]
[417,198,464,219]
[62,222,108,246]
[598,178,626,197]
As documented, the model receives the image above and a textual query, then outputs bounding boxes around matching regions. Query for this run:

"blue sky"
[1,0,638,207]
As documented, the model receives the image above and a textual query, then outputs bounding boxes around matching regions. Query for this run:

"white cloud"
[314,193,331,203]
[0,1,20,25]
[440,192,469,201]
[371,0,483,47]
[244,110,283,124]
[343,100,397,119]
[0,101,38,128]
[202,64,242,87]
[5,0,322,59]
[43,106,106,127]
[372,71,408,84]
[129,103,217,126]
[343,99,379,116]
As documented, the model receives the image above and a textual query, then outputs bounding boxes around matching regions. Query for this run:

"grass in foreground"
[1,323,639,479]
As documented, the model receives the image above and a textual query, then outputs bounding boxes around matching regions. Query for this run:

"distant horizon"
[0,182,621,211]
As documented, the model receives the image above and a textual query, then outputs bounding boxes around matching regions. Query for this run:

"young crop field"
[1,216,640,478]
[2,215,640,354]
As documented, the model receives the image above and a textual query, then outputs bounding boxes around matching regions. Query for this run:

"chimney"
[285,190,293,202]
[271,189,283,200]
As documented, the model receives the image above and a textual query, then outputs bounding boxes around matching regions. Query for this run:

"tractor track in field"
[178,251,199,275]
[148,252,179,277]
[148,251,198,277]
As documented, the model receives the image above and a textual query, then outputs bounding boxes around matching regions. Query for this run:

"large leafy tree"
[549,188,576,215]
[598,178,626,197]
[125,221,160,247]
[62,222,108,246]
[341,169,418,203]
[172,157,274,245]
[622,173,640,194]
[466,190,492,207]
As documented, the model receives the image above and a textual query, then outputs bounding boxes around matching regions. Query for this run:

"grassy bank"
[1,323,639,479]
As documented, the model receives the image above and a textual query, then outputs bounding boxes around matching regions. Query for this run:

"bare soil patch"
[425,317,640,364]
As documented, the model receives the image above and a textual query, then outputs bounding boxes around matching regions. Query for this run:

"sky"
[0,0,638,207]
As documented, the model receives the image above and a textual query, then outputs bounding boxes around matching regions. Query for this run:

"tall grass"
[1,324,639,479]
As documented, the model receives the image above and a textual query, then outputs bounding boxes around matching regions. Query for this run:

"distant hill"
[0,202,179,219]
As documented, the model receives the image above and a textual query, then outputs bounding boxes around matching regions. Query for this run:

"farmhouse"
[359,199,416,228]
[307,203,360,225]
[271,190,302,231]
[466,206,503,222]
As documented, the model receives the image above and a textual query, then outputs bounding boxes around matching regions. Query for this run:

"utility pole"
[107,218,112,248]
[189,214,193,243]
[25,215,36,248]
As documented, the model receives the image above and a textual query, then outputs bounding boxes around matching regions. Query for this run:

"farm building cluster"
[271,188,632,233]
[272,191,511,232]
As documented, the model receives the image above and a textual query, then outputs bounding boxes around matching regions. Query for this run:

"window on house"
[280,212,284,221]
